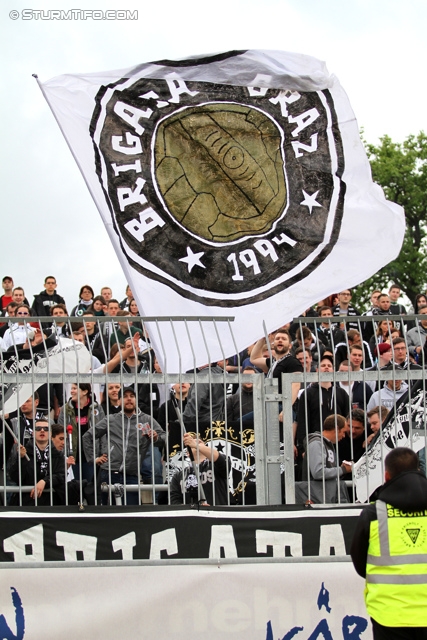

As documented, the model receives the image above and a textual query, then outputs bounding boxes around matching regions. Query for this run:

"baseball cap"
[118,385,136,398]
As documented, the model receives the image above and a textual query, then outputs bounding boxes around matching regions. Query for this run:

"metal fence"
[0,313,426,507]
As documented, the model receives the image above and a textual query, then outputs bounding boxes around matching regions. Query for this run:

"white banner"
[354,380,427,502]
[0,338,91,416]
[0,561,371,639]
[39,50,404,371]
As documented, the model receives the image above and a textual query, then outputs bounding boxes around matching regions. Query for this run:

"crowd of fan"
[1,275,426,507]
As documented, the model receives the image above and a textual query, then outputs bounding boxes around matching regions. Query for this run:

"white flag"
[354,381,426,502]
[0,338,91,416]
[39,50,405,372]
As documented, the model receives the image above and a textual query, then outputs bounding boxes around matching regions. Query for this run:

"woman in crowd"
[128,297,143,333]
[413,293,427,314]
[1,304,34,351]
[57,382,105,482]
[71,285,95,317]
[405,293,427,331]
[87,295,106,316]
[369,319,395,356]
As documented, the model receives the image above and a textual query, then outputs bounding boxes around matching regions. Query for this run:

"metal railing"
[1,313,426,507]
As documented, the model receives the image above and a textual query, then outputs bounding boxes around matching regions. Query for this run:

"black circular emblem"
[91,74,345,307]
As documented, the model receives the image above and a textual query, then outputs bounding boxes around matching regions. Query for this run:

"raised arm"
[183,433,218,461]
[249,338,269,373]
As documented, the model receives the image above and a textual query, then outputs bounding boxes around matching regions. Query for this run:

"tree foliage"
[352,132,427,310]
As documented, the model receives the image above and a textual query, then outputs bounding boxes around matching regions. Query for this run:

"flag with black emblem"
[353,379,427,502]
[165,419,256,504]
[39,50,405,372]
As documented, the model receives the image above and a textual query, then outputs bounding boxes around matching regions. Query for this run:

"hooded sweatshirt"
[32,290,66,317]
[366,380,409,412]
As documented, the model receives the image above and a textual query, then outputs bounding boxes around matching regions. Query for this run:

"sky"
[1,0,426,311]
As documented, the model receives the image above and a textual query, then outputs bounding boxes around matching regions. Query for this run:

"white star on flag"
[179,247,206,273]
[300,190,322,214]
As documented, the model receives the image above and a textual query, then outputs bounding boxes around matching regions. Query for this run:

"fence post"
[253,373,267,505]
[282,373,296,504]
[264,377,282,505]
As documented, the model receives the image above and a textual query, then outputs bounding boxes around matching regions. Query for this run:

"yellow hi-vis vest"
[365,499,427,627]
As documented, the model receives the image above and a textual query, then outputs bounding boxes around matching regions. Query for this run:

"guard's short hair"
[385,447,418,479]
[323,414,346,431]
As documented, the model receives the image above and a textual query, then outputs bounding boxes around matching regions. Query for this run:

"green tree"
[352,132,427,311]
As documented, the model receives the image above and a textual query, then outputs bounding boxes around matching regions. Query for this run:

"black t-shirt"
[338,434,368,468]
[266,354,303,393]
[171,453,229,506]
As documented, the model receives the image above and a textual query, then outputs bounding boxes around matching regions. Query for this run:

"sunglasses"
[35,426,49,432]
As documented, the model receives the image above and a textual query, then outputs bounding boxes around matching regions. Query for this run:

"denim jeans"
[72,461,94,484]
[141,446,163,484]
[141,446,163,504]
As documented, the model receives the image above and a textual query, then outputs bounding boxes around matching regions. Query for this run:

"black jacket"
[351,470,427,578]
[31,290,66,317]
[226,389,254,421]
[157,397,188,430]
[9,439,66,506]
[296,383,349,447]
[316,325,345,350]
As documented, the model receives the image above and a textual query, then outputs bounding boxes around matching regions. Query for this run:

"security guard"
[351,447,427,639]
